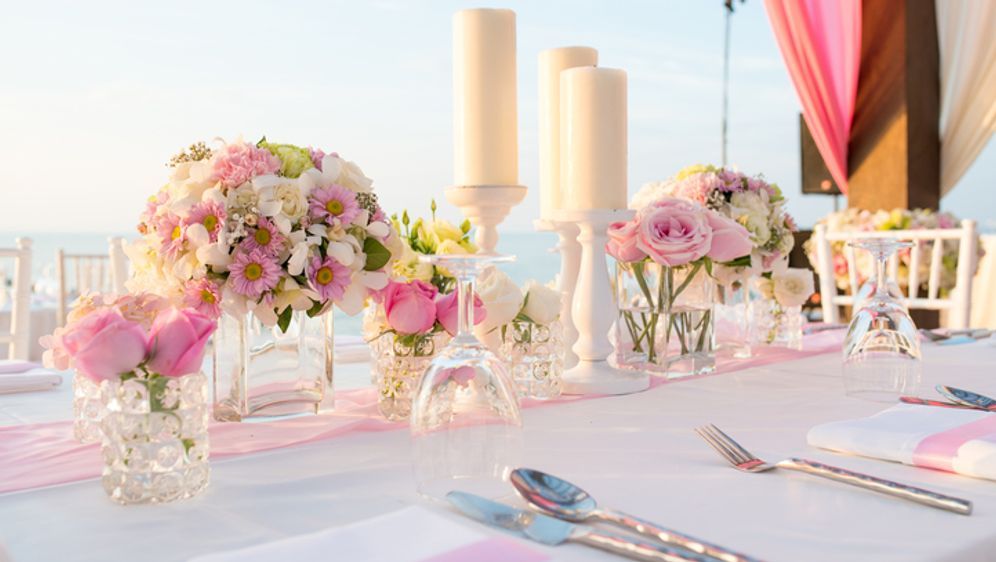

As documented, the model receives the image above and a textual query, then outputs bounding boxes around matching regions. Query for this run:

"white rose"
[771,268,815,307]
[474,267,524,334]
[522,280,561,325]
[629,180,674,211]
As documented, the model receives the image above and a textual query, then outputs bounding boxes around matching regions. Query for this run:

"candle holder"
[548,212,583,369]
[560,209,650,395]
[445,185,527,254]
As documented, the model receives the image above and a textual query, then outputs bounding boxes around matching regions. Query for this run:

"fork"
[694,424,972,515]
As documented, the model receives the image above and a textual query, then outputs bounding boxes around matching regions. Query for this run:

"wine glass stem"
[455,273,476,343]
[874,250,889,298]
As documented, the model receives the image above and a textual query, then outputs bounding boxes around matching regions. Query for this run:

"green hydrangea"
[260,141,314,178]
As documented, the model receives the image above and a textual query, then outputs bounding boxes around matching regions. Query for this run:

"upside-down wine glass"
[842,239,922,401]
[410,254,523,501]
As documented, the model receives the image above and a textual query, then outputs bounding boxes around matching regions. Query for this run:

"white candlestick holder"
[446,185,527,254]
[560,209,649,395]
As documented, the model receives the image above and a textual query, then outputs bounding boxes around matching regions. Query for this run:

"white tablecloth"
[4,343,996,561]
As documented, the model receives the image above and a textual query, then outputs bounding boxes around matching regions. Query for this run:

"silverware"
[936,385,996,411]
[694,424,972,515]
[509,468,760,562]
[446,491,720,562]
[899,396,978,410]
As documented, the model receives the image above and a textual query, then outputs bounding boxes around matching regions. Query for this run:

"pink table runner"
[0,331,844,494]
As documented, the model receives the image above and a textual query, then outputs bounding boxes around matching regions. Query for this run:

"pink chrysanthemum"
[186,200,227,242]
[156,213,186,258]
[228,249,281,299]
[308,254,351,302]
[211,142,281,189]
[241,217,285,255]
[308,148,339,171]
[183,278,222,318]
[309,184,360,226]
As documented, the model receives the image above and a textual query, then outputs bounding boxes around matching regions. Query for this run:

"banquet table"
[3,339,996,562]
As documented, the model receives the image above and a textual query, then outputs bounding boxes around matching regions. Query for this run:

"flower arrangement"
[127,138,396,332]
[389,200,476,294]
[608,197,752,373]
[632,164,797,271]
[42,292,214,382]
[803,208,981,296]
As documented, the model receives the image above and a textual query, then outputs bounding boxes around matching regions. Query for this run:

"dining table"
[2,334,996,562]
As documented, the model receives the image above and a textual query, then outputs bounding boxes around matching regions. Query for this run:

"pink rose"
[147,308,216,377]
[635,199,713,267]
[606,220,645,263]
[435,290,487,336]
[704,210,753,262]
[382,280,438,335]
[60,309,148,382]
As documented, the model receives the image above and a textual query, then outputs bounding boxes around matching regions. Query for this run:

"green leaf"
[181,438,196,456]
[306,300,325,318]
[363,237,391,271]
[276,306,293,333]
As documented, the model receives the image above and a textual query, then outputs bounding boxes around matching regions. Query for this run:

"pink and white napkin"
[808,403,996,481]
[0,360,62,394]
[188,506,550,562]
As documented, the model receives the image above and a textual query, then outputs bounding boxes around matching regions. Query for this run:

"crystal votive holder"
[372,331,450,421]
[101,371,210,505]
[73,373,103,443]
[499,320,564,400]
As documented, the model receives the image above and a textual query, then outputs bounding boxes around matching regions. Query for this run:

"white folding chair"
[0,238,33,360]
[56,237,129,327]
[813,219,978,329]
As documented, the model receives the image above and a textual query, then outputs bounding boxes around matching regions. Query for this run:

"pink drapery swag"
[936,0,996,194]
[765,0,860,194]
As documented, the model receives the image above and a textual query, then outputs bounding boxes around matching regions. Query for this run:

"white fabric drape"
[936,0,996,194]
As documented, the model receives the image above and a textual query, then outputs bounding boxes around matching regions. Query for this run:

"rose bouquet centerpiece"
[491,277,565,400]
[128,138,397,420]
[608,197,753,377]
[41,293,215,504]
[633,165,799,356]
[749,267,814,349]
[803,208,982,299]
[365,202,483,420]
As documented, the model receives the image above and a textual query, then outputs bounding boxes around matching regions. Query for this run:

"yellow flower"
[431,219,464,243]
[436,239,468,255]
[458,238,478,253]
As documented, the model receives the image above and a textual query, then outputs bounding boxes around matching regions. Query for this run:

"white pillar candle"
[452,8,518,187]
[539,47,597,220]
[561,67,628,210]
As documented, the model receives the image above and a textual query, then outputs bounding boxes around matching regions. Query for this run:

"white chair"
[813,219,978,329]
[0,238,33,360]
[56,237,129,327]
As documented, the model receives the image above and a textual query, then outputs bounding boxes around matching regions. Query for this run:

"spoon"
[509,468,762,562]
[936,385,996,411]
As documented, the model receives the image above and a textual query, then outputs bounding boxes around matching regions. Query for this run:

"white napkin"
[0,362,63,394]
[808,404,996,480]
[188,506,548,562]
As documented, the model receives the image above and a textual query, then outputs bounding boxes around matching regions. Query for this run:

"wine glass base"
[562,360,650,395]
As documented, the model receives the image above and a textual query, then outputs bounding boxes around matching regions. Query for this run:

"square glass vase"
[212,310,334,422]
[614,261,716,378]
[371,331,450,422]
[749,298,803,350]
[499,320,564,400]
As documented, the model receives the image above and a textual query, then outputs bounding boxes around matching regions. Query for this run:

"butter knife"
[446,491,726,562]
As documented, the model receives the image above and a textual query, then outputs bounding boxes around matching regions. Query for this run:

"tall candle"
[452,8,518,186]
[561,67,628,210]
[538,47,598,220]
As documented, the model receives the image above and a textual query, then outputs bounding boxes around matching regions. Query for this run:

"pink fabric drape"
[765,0,861,194]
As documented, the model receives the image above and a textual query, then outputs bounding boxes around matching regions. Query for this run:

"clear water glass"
[410,254,523,501]
[843,239,921,401]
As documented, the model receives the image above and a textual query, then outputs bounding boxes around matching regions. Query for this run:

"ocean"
[0,230,561,336]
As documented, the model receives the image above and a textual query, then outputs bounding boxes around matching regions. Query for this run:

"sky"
[0,0,993,234]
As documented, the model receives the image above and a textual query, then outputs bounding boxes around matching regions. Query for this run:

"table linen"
[3,338,996,561]
[189,506,548,562]
[808,403,996,480]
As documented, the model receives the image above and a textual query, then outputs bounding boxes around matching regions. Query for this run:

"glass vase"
[101,371,210,504]
[73,373,103,443]
[750,298,804,350]
[715,280,753,359]
[614,261,716,378]
[212,310,333,422]
[499,319,564,400]
[371,331,450,422]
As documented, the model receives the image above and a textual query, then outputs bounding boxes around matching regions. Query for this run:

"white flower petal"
[327,241,355,266]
